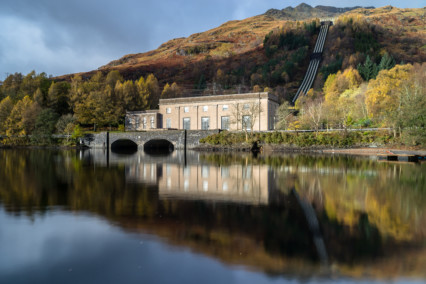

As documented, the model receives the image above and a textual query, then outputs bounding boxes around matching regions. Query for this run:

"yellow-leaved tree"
[323,67,364,128]
[5,96,40,136]
[0,97,14,134]
[365,64,413,137]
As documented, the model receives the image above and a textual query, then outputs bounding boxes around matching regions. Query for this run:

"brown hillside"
[57,5,426,102]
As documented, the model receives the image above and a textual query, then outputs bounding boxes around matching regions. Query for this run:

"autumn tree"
[296,95,325,131]
[323,67,365,128]
[275,101,294,130]
[105,70,123,88]
[74,90,116,128]
[56,114,76,134]
[1,73,23,101]
[69,74,84,111]
[56,114,77,142]
[399,81,426,145]
[230,101,263,142]
[134,76,153,110]
[161,82,181,99]
[0,97,14,134]
[145,74,160,108]
[5,96,40,136]
[33,88,45,107]
[47,81,71,115]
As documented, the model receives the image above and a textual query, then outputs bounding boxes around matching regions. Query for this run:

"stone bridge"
[82,129,220,151]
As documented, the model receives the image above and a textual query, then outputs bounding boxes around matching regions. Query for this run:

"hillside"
[264,3,374,20]
[59,4,425,102]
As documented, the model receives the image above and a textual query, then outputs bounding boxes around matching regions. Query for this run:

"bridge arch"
[111,139,138,154]
[143,139,174,154]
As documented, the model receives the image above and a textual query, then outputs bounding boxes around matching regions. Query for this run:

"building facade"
[125,110,162,131]
[126,92,279,131]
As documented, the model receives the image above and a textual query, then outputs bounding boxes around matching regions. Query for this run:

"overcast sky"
[0,0,423,79]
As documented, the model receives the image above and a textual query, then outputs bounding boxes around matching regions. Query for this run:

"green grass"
[200,131,394,147]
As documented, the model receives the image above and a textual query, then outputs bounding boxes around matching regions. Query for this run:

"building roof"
[126,109,159,114]
[159,92,279,105]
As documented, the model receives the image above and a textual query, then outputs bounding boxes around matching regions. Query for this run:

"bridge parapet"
[85,129,220,150]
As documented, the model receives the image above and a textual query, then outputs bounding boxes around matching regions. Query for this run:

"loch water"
[0,149,425,284]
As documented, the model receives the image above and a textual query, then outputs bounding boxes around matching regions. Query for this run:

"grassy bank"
[0,137,75,147]
[199,130,397,149]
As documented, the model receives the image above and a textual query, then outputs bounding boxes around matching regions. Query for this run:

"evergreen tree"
[197,74,207,91]
[32,108,59,144]
[357,55,378,81]
[378,52,396,71]
[47,81,71,115]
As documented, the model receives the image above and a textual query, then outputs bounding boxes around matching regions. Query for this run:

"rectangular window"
[183,117,190,130]
[202,166,209,178]
[150,117,155,128]
[221,116,229,130]
[203,180,208,192]
[222,104,228,111]
[242,165,252,179]
[166,118,171,128]
[242,115,251,131]
[166,107,171,114]
[269,115,274,130]
[184,106,189,113]
[201,117,210,130]
[203,105,208,112]
[221,166,229,178]
[222,181,228,191]
[135,117,140,128]
[183,167,190,177]
[143,117,147,129]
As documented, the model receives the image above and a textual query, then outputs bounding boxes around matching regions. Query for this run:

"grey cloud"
[0,0,422,78]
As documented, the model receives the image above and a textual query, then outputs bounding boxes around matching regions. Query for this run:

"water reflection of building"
[126,162,162,185]
[83,149,276,205]
[158,164,273,205]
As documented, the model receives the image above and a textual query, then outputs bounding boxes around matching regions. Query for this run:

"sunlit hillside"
[57,4,426,101]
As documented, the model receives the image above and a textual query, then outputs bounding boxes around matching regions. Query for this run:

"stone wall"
[85,129,220,150]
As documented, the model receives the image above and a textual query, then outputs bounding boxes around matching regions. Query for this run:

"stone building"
[125,110,162,131]
[125,92,279,131]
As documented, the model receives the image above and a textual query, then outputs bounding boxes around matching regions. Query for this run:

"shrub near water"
[200,131,394,147]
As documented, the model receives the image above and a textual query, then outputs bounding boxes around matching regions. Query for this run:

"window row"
[135,116,155,129]
[164,116,231,130]
[166,105,229,114]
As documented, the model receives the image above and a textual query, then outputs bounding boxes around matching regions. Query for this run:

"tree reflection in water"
[0,149,425,279]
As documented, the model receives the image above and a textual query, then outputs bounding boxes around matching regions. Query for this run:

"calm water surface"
[0,149,425,284]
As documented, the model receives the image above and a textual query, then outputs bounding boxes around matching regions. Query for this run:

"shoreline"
[1,143,425,157]
[193,143,426,156]
[0,144,88,150]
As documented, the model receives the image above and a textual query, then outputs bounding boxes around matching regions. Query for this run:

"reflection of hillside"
[0,149,425,280]
[271,156,426,242]
[200,153,426,242]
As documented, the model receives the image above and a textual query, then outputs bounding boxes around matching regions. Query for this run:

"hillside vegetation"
[65,4,425,101]
[0,4,425,146]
